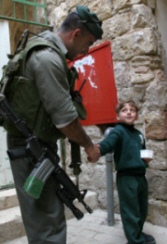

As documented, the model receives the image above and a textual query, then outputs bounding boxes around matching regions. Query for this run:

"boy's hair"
[115,100,139,114]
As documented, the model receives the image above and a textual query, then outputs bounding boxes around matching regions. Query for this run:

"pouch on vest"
[2,75,65,143]
[0,55,20,126]
[68,67,87,121]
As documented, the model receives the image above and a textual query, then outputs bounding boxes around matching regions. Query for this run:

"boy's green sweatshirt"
[99,123,147,173]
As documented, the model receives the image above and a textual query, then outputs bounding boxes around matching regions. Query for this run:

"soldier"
[3,5,103,244]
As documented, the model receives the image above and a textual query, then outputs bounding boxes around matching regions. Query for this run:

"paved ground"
[3,209,167,244]
[67,209,167,244]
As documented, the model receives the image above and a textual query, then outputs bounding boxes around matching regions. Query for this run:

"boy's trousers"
[117,175,148,244]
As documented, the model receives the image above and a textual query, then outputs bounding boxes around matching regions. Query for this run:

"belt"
[117,171,145,177]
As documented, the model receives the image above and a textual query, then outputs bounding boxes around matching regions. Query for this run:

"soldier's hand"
[85,144,101,163]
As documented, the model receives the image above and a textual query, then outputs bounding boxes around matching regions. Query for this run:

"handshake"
[85,144,101,163]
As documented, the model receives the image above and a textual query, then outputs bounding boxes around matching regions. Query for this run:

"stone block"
[67,0,88,11]
[113,0,131,11]
[155,69,166,81]
[147,199,167,227]
[89,0,112,20]
[67,0,112,21]
[131,72,155,84]
[97,189,107,208]
[79,162,99,190]
[47,0,63,5]
[146,0,156,9]
[112,28,157,60]
[94,165,107,189]
[131,56,163,69]
[117,86,145,109]
[133,66,149,73]
[113,0,147,12]
[113,61,131,88]
[0,206,26,243]
[48,2,68,29]
[146,140,167,170]
[84,125,103,142]
[0,189,19,211]
[131,0,146,4]
[145,79,167,111]
[144,112,167,140]
[103,13,130,39]
[132,4,156,28]
[146,169,167,200]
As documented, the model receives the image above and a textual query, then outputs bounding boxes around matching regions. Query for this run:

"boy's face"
[117,103,138,125]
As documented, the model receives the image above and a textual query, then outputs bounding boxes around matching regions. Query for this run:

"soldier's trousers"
[7,135,66,244]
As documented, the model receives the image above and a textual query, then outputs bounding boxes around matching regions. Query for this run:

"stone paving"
[3,209,167,244]
[67,209,167,244]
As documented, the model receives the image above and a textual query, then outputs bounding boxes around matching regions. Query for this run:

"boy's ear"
[116,114,120,121]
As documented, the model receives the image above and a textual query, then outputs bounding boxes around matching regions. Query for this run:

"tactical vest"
[0,33,87,144]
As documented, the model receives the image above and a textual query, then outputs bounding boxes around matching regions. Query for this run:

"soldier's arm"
[59,118,100,161]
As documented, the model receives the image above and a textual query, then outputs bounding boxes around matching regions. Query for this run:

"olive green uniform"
[1,5,104,244]
[24,32,78,128]
[99,123,148,244]
[7,31,79,244]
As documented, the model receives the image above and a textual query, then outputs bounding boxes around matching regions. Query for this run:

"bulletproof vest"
[0,33,87,144]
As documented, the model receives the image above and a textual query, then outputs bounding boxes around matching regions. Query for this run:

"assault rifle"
[0,92,92,220]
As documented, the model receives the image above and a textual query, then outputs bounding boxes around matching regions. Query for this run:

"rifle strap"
[69,140,82,177]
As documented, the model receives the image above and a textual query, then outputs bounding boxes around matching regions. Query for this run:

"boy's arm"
[86,128,120,163]
[99,130,120,156]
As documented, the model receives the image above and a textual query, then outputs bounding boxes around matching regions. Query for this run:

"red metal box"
[68,41,118,126]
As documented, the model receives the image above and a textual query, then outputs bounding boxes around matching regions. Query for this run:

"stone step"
[2,236,28,244]
[0,189,97,243]
[0,188,19,211]
[0,177,78,211]
[0,206,26,243]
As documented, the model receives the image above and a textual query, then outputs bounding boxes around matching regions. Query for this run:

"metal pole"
[104,127,115,226]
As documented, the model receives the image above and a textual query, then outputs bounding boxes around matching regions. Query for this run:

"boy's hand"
[85,144,101,163]
[143,158,152,165]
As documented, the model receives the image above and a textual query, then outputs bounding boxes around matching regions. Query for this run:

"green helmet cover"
[75,5,103,40]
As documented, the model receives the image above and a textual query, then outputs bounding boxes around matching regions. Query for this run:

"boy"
[91,100,156,244]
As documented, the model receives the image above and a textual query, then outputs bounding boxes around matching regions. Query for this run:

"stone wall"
[1,0,166,227]
[46,0,167,227]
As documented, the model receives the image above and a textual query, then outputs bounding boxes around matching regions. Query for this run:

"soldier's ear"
[72,28,81,40]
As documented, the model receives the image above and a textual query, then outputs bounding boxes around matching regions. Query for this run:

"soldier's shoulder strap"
[0,30,68,93]
[18,34,68,76]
